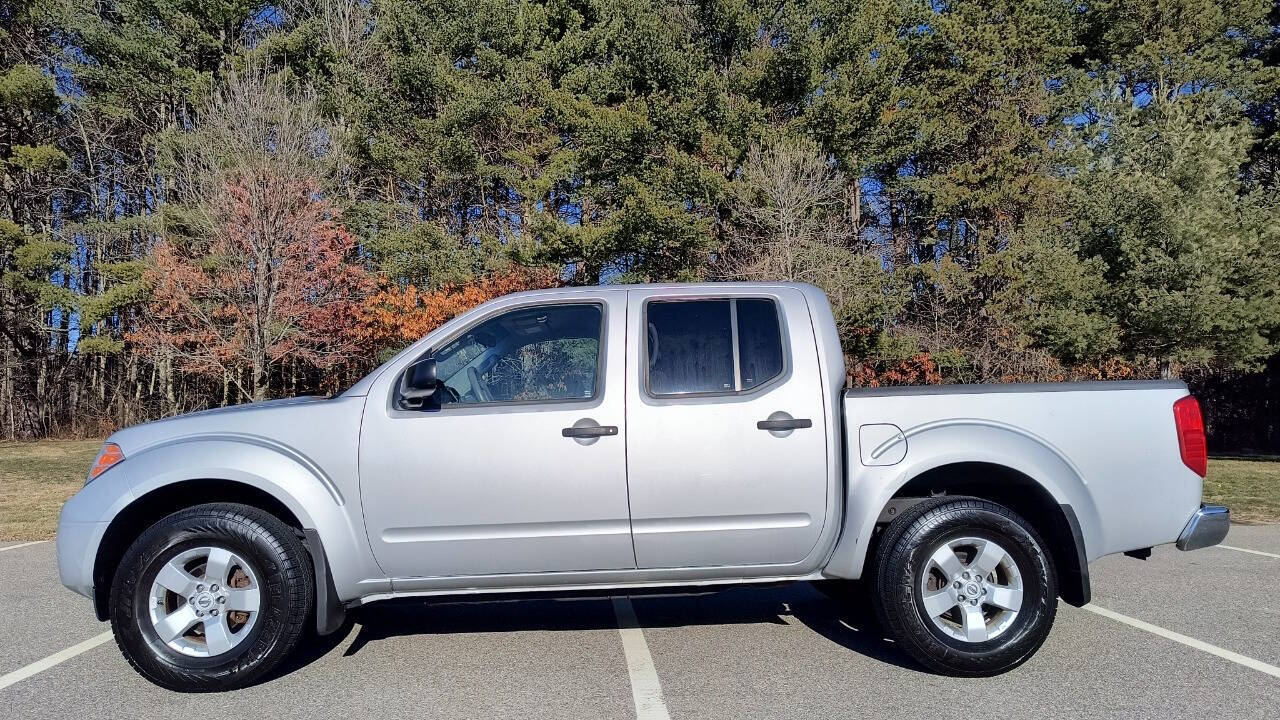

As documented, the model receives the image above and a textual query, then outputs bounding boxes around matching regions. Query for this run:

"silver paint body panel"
[57,282,1209,606]
[359,289,636,578]
[823,380,1204,580]
[623,285,834,570]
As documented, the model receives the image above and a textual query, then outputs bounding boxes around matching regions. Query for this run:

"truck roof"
[510,279,810,290]
[495,280,823,301]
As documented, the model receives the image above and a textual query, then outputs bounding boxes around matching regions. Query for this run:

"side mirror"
[400,357,439,408]
[407,357,438,390]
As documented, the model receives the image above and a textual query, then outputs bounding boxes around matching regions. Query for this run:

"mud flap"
[303,528,346,635]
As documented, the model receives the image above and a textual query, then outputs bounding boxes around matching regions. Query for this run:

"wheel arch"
[824,422,1099,606]
[887,463,1091,606]
[91,438,380,621]
[92,478,306,621]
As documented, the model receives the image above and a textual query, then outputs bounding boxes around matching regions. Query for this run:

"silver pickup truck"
[57,282,1228,691]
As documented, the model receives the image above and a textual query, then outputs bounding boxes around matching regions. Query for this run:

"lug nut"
[211,584,219,592]
[217,596,226,604]
[953,581,962,589]
[196,584,204,592]
[211,609,219,617]
[958,594,966,601]
[962,572,970,580]
[196,610,204,617]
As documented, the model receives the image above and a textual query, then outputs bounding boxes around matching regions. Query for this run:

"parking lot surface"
[1,529,1278,719]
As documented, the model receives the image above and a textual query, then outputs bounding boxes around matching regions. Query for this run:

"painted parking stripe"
[0,541,47,553]
[612,597,671,720]
[0,631,113,692]
[1080,604,1280,680]
[1218,544,1280,559]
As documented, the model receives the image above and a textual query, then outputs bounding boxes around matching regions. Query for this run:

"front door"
[359,293,634,578]
[624,287,829,569]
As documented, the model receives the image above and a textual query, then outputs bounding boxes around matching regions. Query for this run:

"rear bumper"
[1176,505,1229,551]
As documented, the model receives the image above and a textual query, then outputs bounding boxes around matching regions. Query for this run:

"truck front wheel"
[109,503,314,691]
[870,496,1057,676]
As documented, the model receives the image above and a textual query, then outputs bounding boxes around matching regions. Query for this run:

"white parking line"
[1080,604,1280,680]
[1218,544,1280,559]
[0,541,47,553]
[0,631,114,692]
[611,597,671,720]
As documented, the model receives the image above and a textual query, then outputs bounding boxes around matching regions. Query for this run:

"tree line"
[2,0,1279,446]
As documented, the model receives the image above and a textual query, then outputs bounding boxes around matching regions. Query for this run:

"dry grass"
[0,441,1277,541]
[1204,458,1280,524]
[0,439,103,540]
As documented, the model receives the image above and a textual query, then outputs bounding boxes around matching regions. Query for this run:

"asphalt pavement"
[1,528,1278,719]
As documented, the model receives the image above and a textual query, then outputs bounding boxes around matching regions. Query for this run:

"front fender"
[824,420,1102,580]
[116,437,386,600]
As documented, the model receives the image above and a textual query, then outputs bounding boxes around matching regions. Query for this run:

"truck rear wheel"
[109,503,313,691]
[870,496,1057,676]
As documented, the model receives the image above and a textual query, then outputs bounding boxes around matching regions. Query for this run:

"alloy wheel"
[918,536,1024,643]
[146,546,262,657]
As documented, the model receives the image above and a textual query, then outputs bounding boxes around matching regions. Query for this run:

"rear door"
[623,286,829,569]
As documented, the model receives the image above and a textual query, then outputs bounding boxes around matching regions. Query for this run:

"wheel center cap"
[194,593,214,610]
[965,582,980,596]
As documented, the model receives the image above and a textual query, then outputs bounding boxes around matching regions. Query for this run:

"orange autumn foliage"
[847,353,943,387]
[131,169,373,401]
[358,268,561,347]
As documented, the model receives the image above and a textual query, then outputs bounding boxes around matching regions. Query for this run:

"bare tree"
[721,139,905,344]
[163,68,343,204]
[726,138,849,281]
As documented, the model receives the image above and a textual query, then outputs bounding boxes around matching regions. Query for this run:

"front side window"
[429,303,603,406]
[645,297,784,396]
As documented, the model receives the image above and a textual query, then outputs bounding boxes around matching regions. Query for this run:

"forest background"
[3,0,1279,452]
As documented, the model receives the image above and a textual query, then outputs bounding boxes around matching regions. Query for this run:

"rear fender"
[825,421,1102,582]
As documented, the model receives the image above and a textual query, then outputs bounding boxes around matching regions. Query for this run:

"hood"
[106,395,341,455]
[173,396,329,419]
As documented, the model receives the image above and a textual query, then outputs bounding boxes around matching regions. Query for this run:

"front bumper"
[1176,504,1229,551]
[57,514,108,598]
[56,469,133,600]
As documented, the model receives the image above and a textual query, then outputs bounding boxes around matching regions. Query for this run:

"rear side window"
[645,298,785,396]
[646,300,735,395]
[737,299,784,390]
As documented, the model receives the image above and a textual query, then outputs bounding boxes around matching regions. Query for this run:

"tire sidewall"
[110,506,310,690]
[877,500,1058,675]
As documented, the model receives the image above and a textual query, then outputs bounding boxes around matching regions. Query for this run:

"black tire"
[870,496,1057,676]
[109,503,314,691]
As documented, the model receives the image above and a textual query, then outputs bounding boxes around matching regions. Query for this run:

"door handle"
[562,425,619,438]
[756,418,812,431]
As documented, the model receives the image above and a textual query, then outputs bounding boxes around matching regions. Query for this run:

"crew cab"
[57,282,1229,690]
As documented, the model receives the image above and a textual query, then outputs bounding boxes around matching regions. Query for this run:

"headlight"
[87,442,125,483]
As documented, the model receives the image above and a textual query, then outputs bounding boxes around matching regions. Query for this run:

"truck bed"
[841,379,1199,562]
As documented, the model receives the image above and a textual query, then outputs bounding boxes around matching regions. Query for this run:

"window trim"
[641,295,789,400]
[391,299,609,413]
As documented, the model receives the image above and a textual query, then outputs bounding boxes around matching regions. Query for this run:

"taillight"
[1173,396,1207,477]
